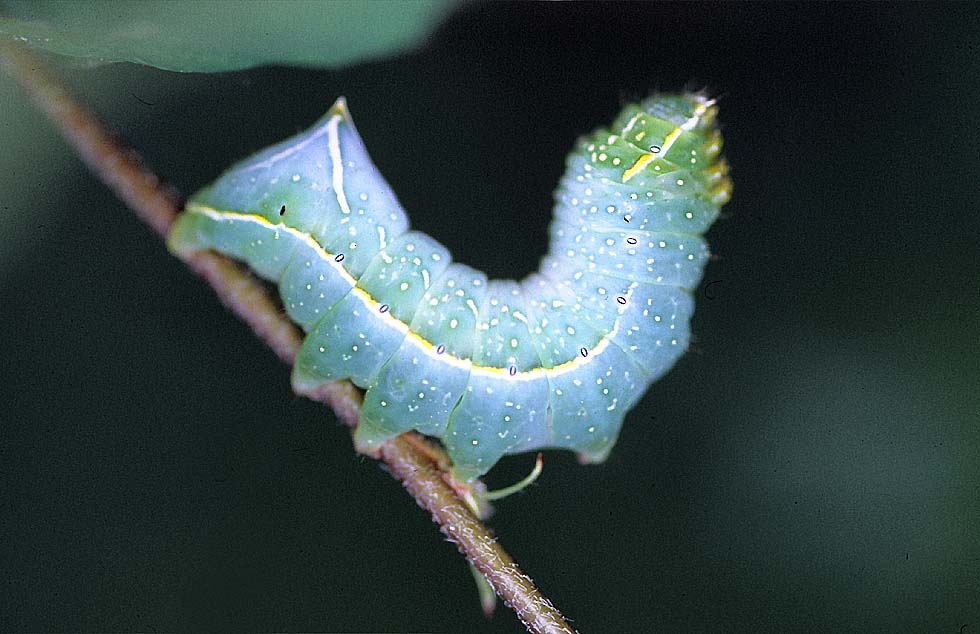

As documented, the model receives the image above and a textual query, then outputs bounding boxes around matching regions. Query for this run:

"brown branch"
[0,40,576,634]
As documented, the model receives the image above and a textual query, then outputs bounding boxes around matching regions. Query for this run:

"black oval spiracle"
[626,237,637,245]
[334,253,345,262]
[616,296,627,305]
[436,344,446,355]
[509,366,517,376]
[379,304,389,314]
[579,347,589,358]
[649,145,662,154]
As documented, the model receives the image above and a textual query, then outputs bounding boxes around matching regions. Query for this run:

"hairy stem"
[0,41,575,634]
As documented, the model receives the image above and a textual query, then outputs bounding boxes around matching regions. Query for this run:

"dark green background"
[2,3,978,632]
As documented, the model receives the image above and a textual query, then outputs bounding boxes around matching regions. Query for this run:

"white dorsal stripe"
[325,114,353,217]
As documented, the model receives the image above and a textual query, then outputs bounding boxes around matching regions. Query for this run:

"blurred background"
[1,2,978,632]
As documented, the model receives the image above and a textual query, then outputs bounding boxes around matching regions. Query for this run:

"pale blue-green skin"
[167,96,729,482]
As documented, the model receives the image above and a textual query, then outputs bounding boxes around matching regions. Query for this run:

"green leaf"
[0,0,458,72]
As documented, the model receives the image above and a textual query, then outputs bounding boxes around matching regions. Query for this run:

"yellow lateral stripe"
[658,126,684,157]
[182,203,619,379]
[658,97,715,156]
[184,203,358,287]
[622,152,656,183]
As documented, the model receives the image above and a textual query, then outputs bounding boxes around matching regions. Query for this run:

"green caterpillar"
[167,93,731,483]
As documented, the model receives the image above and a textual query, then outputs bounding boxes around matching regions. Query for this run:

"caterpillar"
[167,93,731,484]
